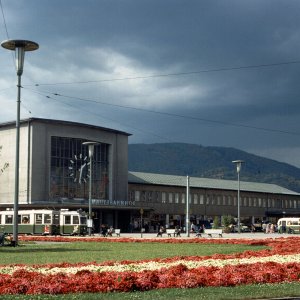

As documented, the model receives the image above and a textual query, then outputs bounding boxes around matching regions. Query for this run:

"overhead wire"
[0,0,15,73]
[23,86,300,136]
[28,60,300,87]
[23,87,175,142]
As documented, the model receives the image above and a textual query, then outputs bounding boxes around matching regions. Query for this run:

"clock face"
[69,153,90,184]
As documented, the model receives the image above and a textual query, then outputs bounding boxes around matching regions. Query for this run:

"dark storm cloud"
[1,0,300,166]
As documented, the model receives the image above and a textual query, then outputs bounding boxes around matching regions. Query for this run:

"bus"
[277,217,300,234]
[0,209,87,236]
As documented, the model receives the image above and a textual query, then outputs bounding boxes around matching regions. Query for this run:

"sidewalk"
[106,232,299,240]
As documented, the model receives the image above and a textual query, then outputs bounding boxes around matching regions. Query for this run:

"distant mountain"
[128,143,300,192]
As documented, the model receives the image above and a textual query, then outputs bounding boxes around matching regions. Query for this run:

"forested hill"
[128,143,300,193]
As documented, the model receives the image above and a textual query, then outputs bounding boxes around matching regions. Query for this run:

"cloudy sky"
[1,1,300,167]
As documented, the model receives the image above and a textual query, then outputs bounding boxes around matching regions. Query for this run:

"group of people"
[262,223,276,233]
[156,225,181,237]
[100,224,114,237]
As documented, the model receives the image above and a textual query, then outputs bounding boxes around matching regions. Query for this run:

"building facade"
[0,118,300,233]
[0,118,133,231]
[128,171,300,232]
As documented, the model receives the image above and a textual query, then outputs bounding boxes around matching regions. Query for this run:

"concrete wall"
[0,122,30,205]
[0,119,129,207]
[30,120,129,203]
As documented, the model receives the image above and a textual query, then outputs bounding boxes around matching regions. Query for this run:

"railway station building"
[128,171,300,232]
[0,118,132,231]
[0,118,300,233]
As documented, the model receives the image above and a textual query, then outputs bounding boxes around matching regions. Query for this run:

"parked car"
[229,223,250,233]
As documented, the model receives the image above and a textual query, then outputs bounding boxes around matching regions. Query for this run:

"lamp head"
[1,39,39,76]
[82,141,99,158]
[232,160,245,173]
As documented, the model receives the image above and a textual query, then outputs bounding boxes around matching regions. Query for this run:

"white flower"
[0,253,300,275]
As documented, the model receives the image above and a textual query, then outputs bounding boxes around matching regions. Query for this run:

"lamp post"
[232,160,244,234]
[83,141,98,236]
[1,40,39,246]
[186,175,190,237]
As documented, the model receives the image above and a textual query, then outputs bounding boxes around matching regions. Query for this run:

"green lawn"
[0,241,265,265]
[0,240,299,299]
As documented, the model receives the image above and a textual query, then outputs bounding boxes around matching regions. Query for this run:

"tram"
[277,217,300,234]
[0,209,87,235]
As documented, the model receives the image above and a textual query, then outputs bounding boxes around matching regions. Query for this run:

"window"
[211,195,215,205]
[175,193,179,204]
[44,214,52,224]
[35,214,43,224]
[135,191,140,201]
[64,215,71,225]
[141,191,146,201]
[147,191,152,202]
[182,193,186,204]
[233,196,237,206]
[253,198,257,207]
[169,193,173,204]
[53,214,60,225]
[193,194,198,205]
[50,136,109,200]
[73,215,79,224]
[249,198,253,207]
[162,192,166,204]
[199,195,204,205]
[206,195,210,205]
[222,195,226,206]
[22,215,30,224]
[258,198,262,207]
[5,215,13,224]
[153,191,159,202]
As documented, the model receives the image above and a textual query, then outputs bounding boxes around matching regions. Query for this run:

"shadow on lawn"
[0,245,110,253]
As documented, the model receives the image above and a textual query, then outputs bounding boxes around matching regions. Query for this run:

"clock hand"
[79,163,87,184]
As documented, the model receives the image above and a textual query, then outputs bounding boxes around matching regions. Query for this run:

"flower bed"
[0,237,299,294]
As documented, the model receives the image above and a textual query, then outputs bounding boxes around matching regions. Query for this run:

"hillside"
[128,143,300,192]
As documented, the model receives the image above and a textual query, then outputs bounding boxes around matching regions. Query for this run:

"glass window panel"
[169,193,173,204]
[73,215,79,224]
[175,193,179,204]
[21,215,30,224]
[64,215,71,225]
[44,214,52,224]
[193,194,198,205]
[200,195,204,205]
[5,215,13,224]
[35,214,43,224]
[162,192,166,203]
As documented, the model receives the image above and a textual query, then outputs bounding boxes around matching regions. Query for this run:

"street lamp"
[186,175,190,237]
[82,141,98,236]
[1,39,39,246]
[232,160,244,234]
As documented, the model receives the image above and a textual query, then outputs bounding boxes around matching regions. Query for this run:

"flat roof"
[0,117,131,136]
[128,171,300,196]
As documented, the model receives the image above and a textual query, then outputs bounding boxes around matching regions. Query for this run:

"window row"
[129,190,300,209]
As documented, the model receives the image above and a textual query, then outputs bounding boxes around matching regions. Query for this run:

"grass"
[1,283,300,299]
[0,241,265,264]
[0,240,299,299]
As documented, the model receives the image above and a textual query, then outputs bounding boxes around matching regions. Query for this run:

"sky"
[1,1,300,167]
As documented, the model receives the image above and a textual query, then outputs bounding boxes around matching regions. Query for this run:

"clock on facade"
[69,153,90,184]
